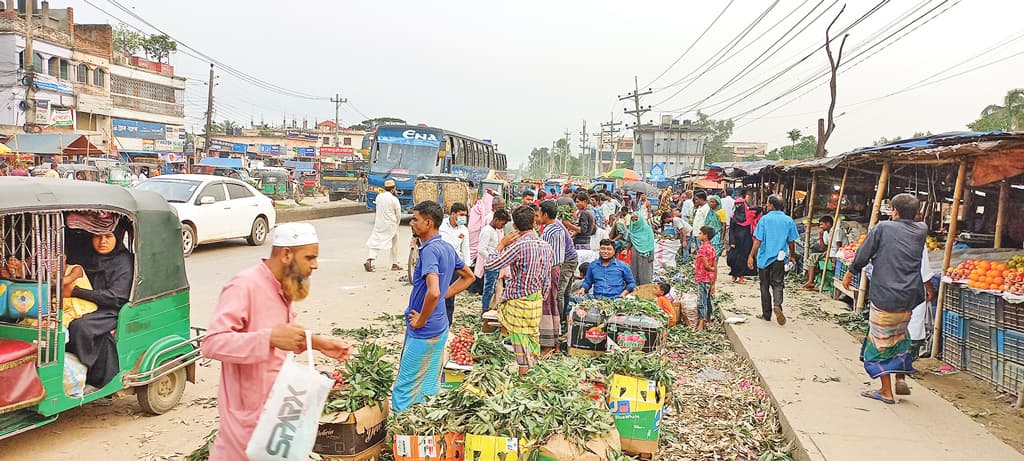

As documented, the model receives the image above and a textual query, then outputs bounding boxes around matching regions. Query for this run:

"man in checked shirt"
[485,205,555,375]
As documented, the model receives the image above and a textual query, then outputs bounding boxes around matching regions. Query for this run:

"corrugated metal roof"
[6,134,98,154]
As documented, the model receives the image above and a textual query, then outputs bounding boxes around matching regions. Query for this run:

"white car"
[136,174,276,256]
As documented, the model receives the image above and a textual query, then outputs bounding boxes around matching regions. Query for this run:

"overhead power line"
[641,0,736,88]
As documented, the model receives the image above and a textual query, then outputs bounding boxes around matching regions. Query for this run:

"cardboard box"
[529,432,621,461]
[393,433,465,461]
[463,434,523,461]
[606,374,664,457]
[315,404,388,459]
[440,363,471,391]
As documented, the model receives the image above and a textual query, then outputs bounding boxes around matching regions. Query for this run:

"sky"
[66,0,1024,169]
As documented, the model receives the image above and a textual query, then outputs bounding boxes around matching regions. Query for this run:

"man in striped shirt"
[539,200,578,317]
[485,205,554,375]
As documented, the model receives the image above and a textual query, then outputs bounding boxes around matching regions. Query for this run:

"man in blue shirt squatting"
[392,200,475,412]
[574,238,637,299]
[747,194,799,326]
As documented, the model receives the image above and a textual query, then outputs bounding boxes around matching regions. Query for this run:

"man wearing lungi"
[844,193,928,404]
[486,206,554,375]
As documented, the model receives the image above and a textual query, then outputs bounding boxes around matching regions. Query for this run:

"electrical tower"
[578,120,589,177]
[620,76,652,178]
[600,114,623,174]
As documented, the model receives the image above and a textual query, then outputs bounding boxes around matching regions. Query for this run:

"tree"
[786,128,801,147]
[526,147,551,179]
[348,117,407,131]
[768,135,817,160]
[141,34,177,63]
[818,5,849,158]
[695,111,735,164]
[968,88,1024,131]
[113,24,145,56]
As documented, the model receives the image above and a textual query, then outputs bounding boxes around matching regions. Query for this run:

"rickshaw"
[407,174,477,281]
[0,178,201,438]
[252,168,290,200]
[478,178,509,204]
[511,179,543,206]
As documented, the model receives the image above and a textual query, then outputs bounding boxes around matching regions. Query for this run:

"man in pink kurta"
[468,192,504,262]
[202,223,351,460]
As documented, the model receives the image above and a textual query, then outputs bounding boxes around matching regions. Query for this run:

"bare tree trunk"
[817,5,849,158]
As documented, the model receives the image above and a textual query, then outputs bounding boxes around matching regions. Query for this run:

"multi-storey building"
[636,115,707,178]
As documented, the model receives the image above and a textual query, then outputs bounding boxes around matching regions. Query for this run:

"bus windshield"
[372,142,438,174]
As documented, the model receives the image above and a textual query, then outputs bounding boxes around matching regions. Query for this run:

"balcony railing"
[111,93,184,117]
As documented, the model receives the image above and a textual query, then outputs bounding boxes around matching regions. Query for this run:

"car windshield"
[136,178,202,203]
[372,142,438,175]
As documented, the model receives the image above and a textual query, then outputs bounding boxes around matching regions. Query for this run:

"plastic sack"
[681,292,699,328]
[63,353,87,397]
[246,331,333,461]
[654,240,681,272]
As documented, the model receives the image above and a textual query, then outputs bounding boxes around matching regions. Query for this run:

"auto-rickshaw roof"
[0,177,164,214]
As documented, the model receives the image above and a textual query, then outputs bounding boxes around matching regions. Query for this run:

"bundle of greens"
[470,331,514,366]
[388,394,460,436]
[578,297,669,323]
[596,349,674,392]
[462,363,515,396]
[556,204,576,222]
[324,343,395,413]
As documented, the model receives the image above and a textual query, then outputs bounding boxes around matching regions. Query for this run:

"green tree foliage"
[348,117,407,130]
[968,89,1023,131]
[786,129,802,146]
[695,111,735,164]
[141,34,177,63]
[526,147,551,179]
[113,24,145,56]
[767,135,817,160]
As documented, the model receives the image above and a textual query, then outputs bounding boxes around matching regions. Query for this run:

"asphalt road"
[0,213,415,460]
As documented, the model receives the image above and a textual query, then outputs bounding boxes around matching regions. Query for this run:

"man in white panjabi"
[365,179,403,272]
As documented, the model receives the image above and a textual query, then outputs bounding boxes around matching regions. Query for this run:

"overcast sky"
[68,0,1024,168]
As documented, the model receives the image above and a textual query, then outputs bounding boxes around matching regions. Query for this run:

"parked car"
[136,174,276,256]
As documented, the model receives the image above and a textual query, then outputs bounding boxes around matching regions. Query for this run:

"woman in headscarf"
[64,228,134,390]
[627,213,656,285]
[727,198,758,283]
[705,196,727,256]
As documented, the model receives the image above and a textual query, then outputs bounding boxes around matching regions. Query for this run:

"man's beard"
[281,260,311,301]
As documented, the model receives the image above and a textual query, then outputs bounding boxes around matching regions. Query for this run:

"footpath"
[275,196,370,223]
[716,274,1024,461]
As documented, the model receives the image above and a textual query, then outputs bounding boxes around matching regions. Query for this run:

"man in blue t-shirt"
[575,239,636,299]
[748,194,799,326]
[392,200,474,412]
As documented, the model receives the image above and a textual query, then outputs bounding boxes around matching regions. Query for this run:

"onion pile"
[450,327,475,366]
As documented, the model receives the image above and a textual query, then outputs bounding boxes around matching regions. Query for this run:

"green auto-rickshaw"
[0,177,202,439]
[252,168,290,199]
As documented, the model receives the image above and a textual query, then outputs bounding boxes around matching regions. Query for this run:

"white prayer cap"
[272,223,319,247]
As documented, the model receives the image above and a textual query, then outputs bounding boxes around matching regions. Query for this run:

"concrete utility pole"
[578,120,589,177]
[330,93,347,146]
[204,63,215,158]
[600,114,622,174]
[562,129,572,173]
[620,76,652,177]
[23,0,35,131]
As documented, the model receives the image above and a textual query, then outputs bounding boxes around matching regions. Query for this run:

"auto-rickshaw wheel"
[138,367,186,415]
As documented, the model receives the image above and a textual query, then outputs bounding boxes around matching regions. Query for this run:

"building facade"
[109,53,186,162]
[636,115,707,178]
[723,141,768,161]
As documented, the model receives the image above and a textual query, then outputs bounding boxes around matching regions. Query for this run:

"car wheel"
[182,223,196,257]
[138,367,186,415]
[247,216,268,246]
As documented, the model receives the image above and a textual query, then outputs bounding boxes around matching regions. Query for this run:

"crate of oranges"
[946,259,1015,292]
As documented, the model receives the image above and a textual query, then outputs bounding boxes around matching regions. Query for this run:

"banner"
[295,146,316,157]
[232,143,248,153]
[208,139,234,151]
[377,127,442,147]
[320,146,354,156]
[113,119,167,140]
[259,144,281,155]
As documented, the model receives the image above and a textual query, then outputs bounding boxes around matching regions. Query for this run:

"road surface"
[0,213,413,460]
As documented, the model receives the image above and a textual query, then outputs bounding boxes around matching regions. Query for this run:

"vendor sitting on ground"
[574,239,636,299]
[64,228,134,390]
[802,216,846,290]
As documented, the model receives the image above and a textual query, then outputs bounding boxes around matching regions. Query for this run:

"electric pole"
[23,0,35,131]
[562,129,572,174]
[204,63,214,160]
[620,76,652,178]
[578,120,589,178]
[600,114,622,174]
[330,93,347,146]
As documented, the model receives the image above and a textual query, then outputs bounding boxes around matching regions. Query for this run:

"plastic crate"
[941,283,963,314]
[942,337,965,370]
[1000,359,1024,397]
[998,298,1024,331]
[997,329,1024,363]
[941,310,966,341]
[962,289,998,322]
[966,319,998,352]
[965,346,998,384]
[834,261,861,289]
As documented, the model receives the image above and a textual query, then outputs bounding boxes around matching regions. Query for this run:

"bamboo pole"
[820,167,848,292]
[931,160,968,358]
[856,161,892,313]
[790,175,798,213]
[803,172,819,273]
[995,180,1008,248]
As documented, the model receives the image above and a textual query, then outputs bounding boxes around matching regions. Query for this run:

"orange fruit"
[994,278,1004,286]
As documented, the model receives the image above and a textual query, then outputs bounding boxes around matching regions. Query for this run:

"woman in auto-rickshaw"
[63,212,134,390]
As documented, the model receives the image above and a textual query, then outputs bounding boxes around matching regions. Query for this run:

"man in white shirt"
[679,190,695,223]
[690,191,709,246]
[721,192,736,225]
[439,202,471,324]
[665,210,692,265]
[476,209,511,312]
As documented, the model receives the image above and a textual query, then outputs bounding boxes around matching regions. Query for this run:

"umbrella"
[620,181,660,195]
[604,168,640,181]
[0,143,10,154]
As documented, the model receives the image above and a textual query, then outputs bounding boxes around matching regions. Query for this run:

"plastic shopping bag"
[246,330,333,461]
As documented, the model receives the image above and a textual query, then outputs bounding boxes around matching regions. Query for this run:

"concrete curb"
[276,202,371,223]
[721,318,822,461]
